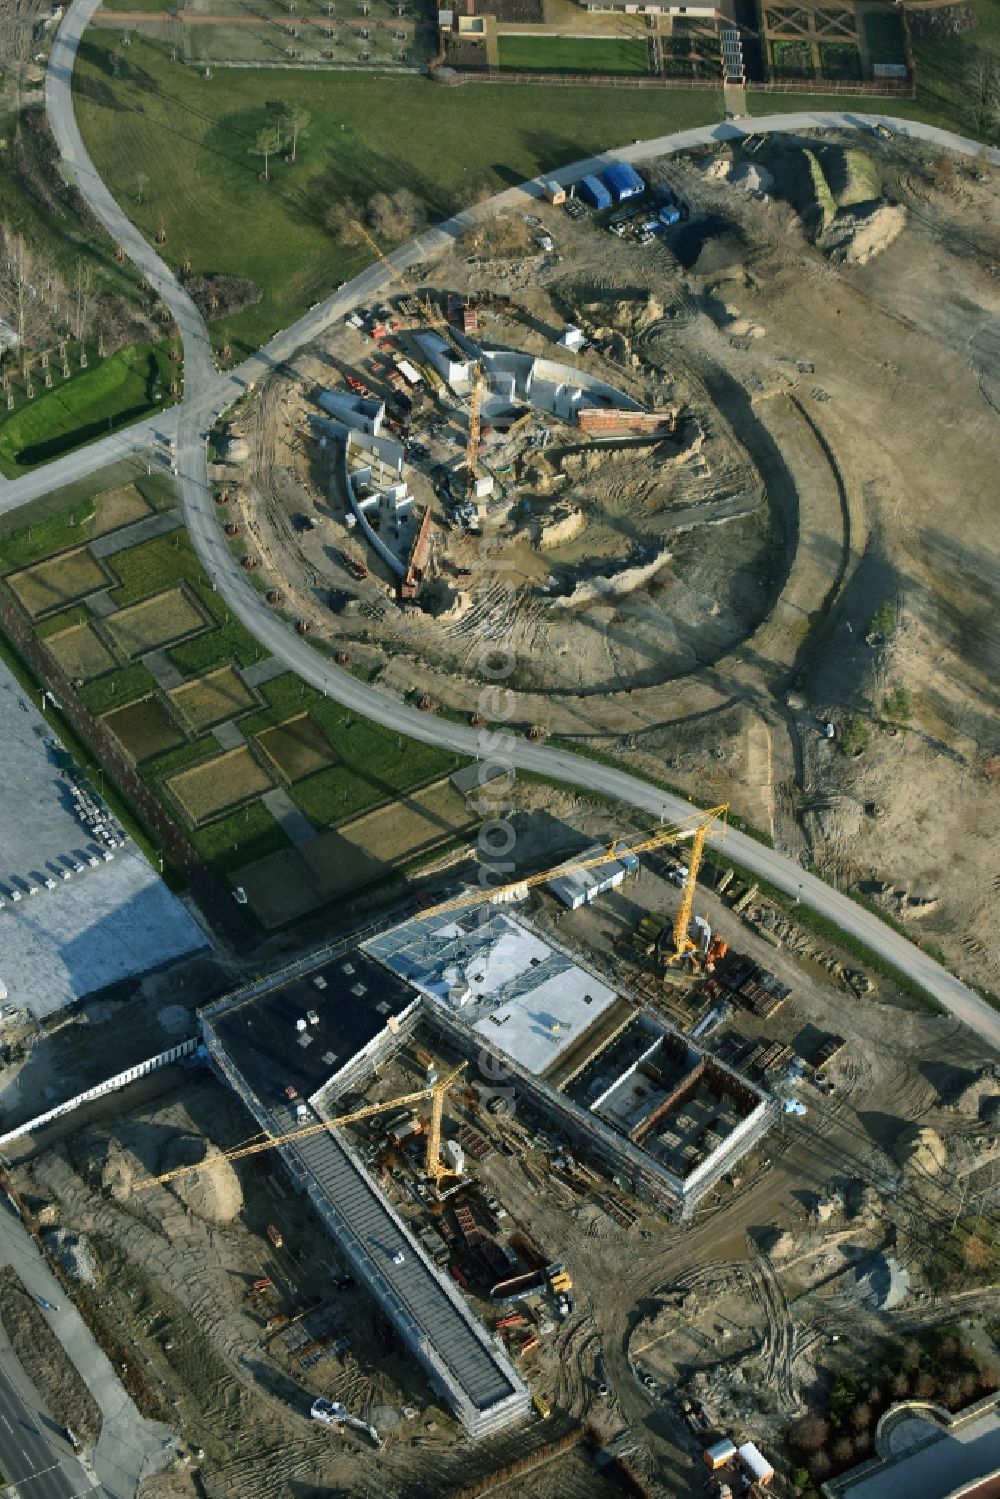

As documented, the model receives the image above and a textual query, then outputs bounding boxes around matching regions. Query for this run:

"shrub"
[882,685,912,724]
[839,715,870,756]
[185,275,263,321]
[830,1435,854,1465]
[871,601,896,636]
[790,1414,830,1453]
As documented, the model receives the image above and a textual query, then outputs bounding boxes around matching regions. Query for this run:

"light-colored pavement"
[24,0,1000,1049]
[0,1201,175,1497]
[0,1321,95,1498]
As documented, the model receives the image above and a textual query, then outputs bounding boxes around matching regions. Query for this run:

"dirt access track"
[236,130,1000,996]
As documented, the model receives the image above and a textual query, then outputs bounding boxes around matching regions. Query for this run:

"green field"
[0,342,178,476]
[862,9,905,65]
[497,36,650,75]
[73,33,720,351]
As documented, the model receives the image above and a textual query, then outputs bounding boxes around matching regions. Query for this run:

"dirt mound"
[818,202,907,266]
[160,1135,243,1223]
[894,1123,947,1175]
[950,1064,1000,1120]
[102,1138,143,1203]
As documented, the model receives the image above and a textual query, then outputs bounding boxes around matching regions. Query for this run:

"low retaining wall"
[0,1039,198,1146]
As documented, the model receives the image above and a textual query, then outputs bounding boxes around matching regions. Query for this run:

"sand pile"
[704,157,774,195]
[894,1124,947,1175]
[819,202,907,265]
[160,1135,243,1223]
[950,1065,1000,1120]
[102,1139,143,1203]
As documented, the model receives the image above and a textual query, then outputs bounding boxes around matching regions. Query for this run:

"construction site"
[7,777,1000,1499]
[213,125,1000,1000]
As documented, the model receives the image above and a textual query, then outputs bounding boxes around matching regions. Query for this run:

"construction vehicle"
[266,1223,284,1248]
[532,1391,552,1420]
[135,1065,468,1194]
[310,1397,382,1448]
[419,805,729,964]
[339,548,369,580]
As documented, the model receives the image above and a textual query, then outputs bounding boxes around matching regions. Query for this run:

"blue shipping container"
[579,174,612,211]
[602,162,645,203]
[659,205,681,226]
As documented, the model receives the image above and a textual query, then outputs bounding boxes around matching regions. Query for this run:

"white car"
[391,1250,405,1266]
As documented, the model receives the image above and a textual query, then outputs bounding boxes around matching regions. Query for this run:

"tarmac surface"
[0,1199,175,1497]
[10,0,998,1056]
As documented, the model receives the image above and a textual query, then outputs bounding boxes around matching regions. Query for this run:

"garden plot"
[168,664,256,735]
[230,846,326,930]
[168,746,273,826]
[89,483,152,537]
[104,695,185,762]
[104,587,208,658]
[8,548,110,617]
[301,779,473,898]
[255,713,338,782]
[46,621,115,681]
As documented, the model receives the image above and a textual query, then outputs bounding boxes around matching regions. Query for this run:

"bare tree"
[285,105,311,162]
[325,198,362,242]
[366,187,426,242]
[251,123,283,182]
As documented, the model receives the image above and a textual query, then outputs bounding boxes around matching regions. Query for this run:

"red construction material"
[577,408,676,438]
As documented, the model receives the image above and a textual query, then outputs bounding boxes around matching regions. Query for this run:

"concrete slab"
[141,648,185,690]
[85,590,118,619]
[212,719,246,750]
[89,507,182,558]
[241,656,285,688]
[262,787,317,849]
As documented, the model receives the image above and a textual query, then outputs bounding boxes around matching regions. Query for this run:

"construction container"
[703,1438,737,1471]
[579,174,612,211]
[602,162,645,203]
[542,179,566,205]
[738,1442,774,1484]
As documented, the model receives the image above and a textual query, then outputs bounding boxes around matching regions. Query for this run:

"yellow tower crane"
[348,219,449,331]
[419,804,729,962]
[135,1064,467,1193]
[466,361,484,488]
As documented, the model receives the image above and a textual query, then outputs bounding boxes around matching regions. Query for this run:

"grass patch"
[256,713,338,781]
[0,341,177,476]
[863,9,905,65]
[167,744,273,825]
[74,32,720,351]
[46,620,116,680]
[7,548,109,617]
[104,693,185,761]
[168,663,256,733]
[189,800,291,873]
[804,147,838,230]
[497,35,650,74]
[103,586,208,658]
[79,661,159,714]
[35,604,93,640]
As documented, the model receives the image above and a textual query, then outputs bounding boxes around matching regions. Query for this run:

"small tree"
[135,171,149,205]
[871,600,896,637]
[251,123,283,182]
[830,1436,854,1466]
[931,149,956,191]
[964,1232,993,1272]
[882,685,912,724]
[325,198,362,242]
[789,1414,829,1454]
[901,1337,922,1371]
[850,1400,873,1433]
[285,104,311,162]
[839,715,870,756]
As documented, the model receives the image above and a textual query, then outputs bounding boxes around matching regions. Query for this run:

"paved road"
[28,0,1000,1048]
[0,1322,96,1498]
[0,1203,174,1498]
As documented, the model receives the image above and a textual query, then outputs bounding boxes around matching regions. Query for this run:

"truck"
[266,1223,284,1248]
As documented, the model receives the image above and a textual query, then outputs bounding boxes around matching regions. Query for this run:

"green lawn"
[241,671,462,824]
[863,9,905,65]
[0,341,178,476]
[74,32,720,352]
[79,662,158,714]
[497,36,650,75]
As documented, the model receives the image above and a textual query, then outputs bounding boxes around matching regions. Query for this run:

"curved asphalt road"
[26,2,1000,1049]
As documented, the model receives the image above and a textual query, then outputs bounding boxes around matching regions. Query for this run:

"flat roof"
[839,1405,1000,1499]
[210,950,417,1102]
[364,910,616,1075]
